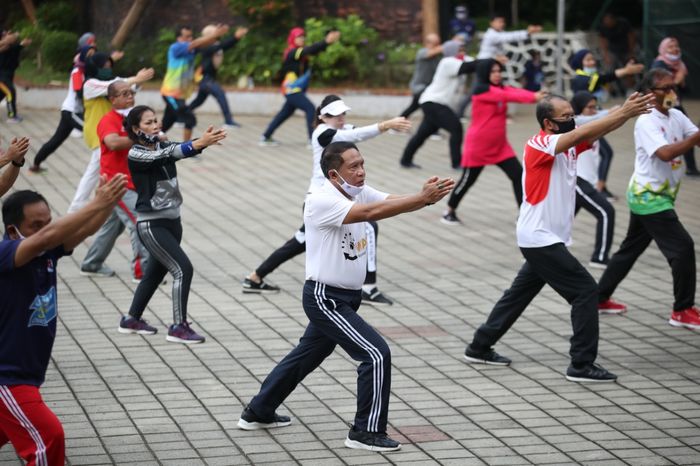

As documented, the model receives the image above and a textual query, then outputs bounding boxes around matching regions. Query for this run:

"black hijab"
[570,90,595,115]
[472,59,504,95]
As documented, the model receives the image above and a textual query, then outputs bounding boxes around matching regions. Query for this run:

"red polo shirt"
[98,109,134,190]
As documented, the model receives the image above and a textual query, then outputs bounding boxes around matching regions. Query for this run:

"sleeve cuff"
[180,141,201,156]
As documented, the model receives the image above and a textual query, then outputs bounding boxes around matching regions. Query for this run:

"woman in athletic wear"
[118,105,226,344]
[442,58,543,225]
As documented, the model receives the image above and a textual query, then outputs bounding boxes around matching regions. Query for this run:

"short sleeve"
[677,111,699,139]
[359,185,389,204]
[305,194,354,229]
[634,118,669,159]
[171,42,191,58]
[526,133,561,157]
[0,240,20,272]
[97,114,122,142]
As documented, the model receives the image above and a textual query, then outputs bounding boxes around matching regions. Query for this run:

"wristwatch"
[11,158,25,167]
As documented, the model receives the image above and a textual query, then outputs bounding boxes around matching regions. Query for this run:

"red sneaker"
[598,298,627,314]
[669,306,700,329]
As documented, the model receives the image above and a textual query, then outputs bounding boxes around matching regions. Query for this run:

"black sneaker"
[242,278,280,294]
[441,211,461,225]
[237,406,291,430]
[601,188,617,201]
[344,425,401,452]
[400,162,421,169]
[464,345,511,366]
[565,363,617,383]
[361,287,393,306]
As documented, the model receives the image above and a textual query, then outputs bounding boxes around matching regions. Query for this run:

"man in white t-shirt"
[598,69,700,328]
[477,15,541,59]
[237,141,454,452]
[400,48,488,170]
[463,92,655,383]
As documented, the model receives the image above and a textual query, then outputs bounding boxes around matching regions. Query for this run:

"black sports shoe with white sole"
[565,363,617,383]
[242,278,280,294]
[361,287,393,306]
[464,345,511,366]
[344,425,401,452]
[237,406,291,430]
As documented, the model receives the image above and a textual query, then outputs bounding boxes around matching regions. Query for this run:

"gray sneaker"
[80,265,115,277]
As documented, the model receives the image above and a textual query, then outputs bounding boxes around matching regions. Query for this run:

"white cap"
[320,100,351,116]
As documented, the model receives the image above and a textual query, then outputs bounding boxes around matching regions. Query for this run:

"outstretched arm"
[343,176,455,223]
[13,175,128,267]
[554,92,655,154]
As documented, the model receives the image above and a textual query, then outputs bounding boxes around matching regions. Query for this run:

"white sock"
[362,284,377,294]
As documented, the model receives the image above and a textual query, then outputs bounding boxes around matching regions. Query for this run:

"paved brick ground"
[1,102,699,465]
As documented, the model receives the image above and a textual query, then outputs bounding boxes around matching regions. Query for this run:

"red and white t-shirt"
[516,130,590,248]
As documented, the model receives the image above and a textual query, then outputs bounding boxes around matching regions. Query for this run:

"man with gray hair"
[463,91,655,383]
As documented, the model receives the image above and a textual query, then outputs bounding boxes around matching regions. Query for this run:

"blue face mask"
[583,66,597,74]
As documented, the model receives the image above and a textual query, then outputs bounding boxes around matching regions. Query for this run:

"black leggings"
[162,96,196,132]
[33,110,84,167]
[129,218,193,324]
[400,102,462,169]
[447,157,523,210]
[256,217,379,285]
[400,92,422,119]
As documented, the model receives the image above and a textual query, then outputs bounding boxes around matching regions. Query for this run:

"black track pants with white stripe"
[575,178,615,263]
[129,218,193,324]
[248,281,392,433]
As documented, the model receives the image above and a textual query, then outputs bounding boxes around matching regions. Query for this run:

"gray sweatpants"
[81,189,149,278]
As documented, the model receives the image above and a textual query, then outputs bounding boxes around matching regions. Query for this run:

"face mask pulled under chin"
[551,118,576,134]
[138,130,160,144]
[333,171,364,197]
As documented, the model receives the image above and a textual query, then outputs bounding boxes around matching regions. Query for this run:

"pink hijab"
[283,27,305,60]
[656,37,687,76]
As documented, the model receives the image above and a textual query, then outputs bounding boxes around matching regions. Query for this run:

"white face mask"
[332,170,364,197]
[583,66,597,74]
[665,53,680,61]
[12,225,26,240]
[115,107,132,116]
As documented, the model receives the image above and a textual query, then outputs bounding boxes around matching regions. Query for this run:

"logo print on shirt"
[342,232,358,260]
[28,286,57,327]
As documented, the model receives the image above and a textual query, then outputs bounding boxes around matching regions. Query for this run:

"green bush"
[41,30,78,72]
[36,1,78,32]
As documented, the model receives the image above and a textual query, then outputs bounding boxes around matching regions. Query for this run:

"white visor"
[321,100,351,116]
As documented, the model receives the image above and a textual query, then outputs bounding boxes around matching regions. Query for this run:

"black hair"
[84,52,113,80]
[638,68,673,93]
[176,25,193,37]
[570,91,596,115]
[321,141,358,178]
[125,105,156,143]
[315,94,342,127]
[2,190,48,229]
[536,94,568,129]
[490,13,506,22]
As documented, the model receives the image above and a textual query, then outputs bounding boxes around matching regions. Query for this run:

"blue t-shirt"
[0,238,69,386]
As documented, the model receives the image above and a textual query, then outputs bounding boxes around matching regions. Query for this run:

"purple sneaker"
[166,322,205,344]
[118,316,157,335]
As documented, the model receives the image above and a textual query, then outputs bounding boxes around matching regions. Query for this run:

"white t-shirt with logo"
[627,108,697,215]
[304,180,388,289]
[517,131,590,248]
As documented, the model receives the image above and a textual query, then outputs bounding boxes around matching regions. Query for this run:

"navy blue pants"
[249,281,392,433]
[263,92,315,139]
[188,76,234,125]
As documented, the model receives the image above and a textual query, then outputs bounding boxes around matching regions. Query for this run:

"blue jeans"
[263,92,315,139]
[188,76,234,125]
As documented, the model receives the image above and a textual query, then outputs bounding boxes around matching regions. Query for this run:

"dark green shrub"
[36,1,78,32]
[41,30,78,72]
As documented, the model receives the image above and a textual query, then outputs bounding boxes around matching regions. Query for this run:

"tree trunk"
[110,0,151,50]
[21,0,38,25]
[422,0,439,37]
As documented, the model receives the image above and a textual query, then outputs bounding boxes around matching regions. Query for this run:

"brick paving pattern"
[1,103,699,465]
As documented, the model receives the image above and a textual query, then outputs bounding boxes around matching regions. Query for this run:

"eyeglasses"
[651,85,678,93]
[115,90,136,98]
